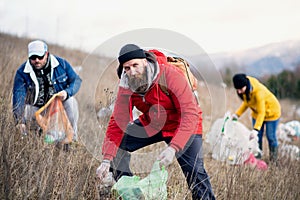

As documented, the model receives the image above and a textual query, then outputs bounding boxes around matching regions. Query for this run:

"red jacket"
[102,50,202,160]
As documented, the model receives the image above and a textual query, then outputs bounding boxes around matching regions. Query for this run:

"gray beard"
[128,67,148,94]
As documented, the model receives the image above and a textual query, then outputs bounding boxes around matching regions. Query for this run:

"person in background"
[12,40,82,141]
[96,44,215,199]
[232,73,281,162]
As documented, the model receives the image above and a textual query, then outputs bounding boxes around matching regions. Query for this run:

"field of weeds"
[0,33,299,199]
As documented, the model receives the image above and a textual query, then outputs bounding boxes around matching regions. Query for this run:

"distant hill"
[248,56,285,76]
[208,39,300,77]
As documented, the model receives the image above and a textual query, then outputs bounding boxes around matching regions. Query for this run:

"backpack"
[158,56,200,104]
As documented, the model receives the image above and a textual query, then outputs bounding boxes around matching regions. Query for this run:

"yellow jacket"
[235,76,281,130]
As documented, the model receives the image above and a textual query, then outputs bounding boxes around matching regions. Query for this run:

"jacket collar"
[23,54,59,73]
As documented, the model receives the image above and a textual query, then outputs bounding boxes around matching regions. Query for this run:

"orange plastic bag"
[35,94,74,144]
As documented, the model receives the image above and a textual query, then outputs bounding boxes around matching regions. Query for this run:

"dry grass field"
[0,32,299,199]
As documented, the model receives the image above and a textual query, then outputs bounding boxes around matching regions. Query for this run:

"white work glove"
[96,160,111,181]
[57,90,68,101]
[231,114,239,121]
[157,146,176,167]
[249,129,259,140]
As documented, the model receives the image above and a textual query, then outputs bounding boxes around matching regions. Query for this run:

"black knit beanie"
[117,44,146,78]
[232,73,248,89]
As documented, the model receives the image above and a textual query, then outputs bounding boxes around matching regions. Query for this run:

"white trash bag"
[206,112,261,165]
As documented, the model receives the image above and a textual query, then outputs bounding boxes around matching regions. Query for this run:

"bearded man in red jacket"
[96,44,215,200]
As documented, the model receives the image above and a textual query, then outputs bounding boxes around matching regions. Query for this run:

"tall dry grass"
[0,32,299,199]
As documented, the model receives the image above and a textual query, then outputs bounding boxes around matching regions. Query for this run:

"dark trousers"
[110,120,215,200]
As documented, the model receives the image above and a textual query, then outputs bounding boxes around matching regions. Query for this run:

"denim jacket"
[12,54,82,124]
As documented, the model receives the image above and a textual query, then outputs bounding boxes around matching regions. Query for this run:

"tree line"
[263,65,300,99]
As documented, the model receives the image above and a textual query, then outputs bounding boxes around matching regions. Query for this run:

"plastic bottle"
[44,134,55,144]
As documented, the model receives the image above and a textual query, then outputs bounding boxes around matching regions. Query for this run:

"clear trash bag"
[35,94,74,144]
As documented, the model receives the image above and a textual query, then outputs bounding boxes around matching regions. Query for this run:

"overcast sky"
[1,0,300,54]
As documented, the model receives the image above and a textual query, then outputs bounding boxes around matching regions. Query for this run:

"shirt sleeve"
[253,92,266,130]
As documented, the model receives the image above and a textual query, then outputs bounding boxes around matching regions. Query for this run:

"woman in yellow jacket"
[232,74,281,161]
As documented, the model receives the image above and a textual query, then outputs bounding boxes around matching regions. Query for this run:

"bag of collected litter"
[112,161,168,200]
[206,112,261,165]
[35,94,74,144]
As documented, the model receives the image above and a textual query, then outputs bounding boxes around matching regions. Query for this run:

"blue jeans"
[110,120,215,200]
[252,118,279,150]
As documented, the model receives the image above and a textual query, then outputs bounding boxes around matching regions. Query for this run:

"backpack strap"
[158,58,200,105]
[158,57,194,94]
[167,57,195,91]
[158,68,169,96]
[159,57,194,96]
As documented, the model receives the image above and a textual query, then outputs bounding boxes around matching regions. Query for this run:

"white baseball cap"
[28,40,48,58]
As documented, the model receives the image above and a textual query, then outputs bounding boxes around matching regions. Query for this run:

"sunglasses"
[29,54,45,60]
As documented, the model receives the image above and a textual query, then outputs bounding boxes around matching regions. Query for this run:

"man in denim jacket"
[12,40,82,141]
